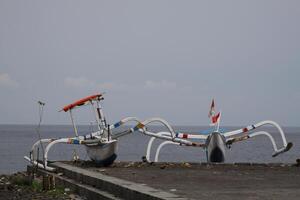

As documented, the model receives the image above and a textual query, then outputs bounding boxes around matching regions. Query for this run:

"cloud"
[0,73,19,88]
[97,82,114,90]
[144,80,177,90]
[64,77,179,91]
[97,82,134,91]
[64,77,128,91]
[64,77,96,88]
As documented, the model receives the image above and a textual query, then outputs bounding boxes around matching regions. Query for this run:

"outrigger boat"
[141,100,293,163]
[25,93,293,171]
[24,94,118,171]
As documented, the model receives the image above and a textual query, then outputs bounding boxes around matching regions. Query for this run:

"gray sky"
[0,0,299,126]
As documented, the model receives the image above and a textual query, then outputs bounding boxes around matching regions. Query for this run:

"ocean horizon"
[0,124,299,174]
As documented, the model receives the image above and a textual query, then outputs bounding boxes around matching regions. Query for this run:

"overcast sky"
[0,1,299,126]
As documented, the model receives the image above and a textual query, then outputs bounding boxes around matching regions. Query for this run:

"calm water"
[0,125,299,174]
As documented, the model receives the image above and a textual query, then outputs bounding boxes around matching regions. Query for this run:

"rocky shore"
[0,172,83,200]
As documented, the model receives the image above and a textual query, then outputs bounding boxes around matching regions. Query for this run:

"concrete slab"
[64,162,300,200]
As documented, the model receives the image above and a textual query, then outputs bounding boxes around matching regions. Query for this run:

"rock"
[64,187,71,193]
[69,194,76,199]
[183,162,191,168]
[125,162,135,168]
[149,161,155,165]
[141,156,148,162]
[160,165,167,169]
[0,183,4,190]
[4,182,11,191]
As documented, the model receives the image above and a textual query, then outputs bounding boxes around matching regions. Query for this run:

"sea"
[0,125,299,174]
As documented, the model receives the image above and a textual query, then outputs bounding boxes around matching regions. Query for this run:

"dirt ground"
[76,161,300,200]
[0,172,83,200]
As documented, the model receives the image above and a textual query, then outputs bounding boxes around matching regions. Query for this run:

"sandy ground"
[75,161,300,200]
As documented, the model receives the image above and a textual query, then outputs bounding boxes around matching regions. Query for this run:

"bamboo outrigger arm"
[224,120,293,157]
[25,135,105,171]
[143,120,293,163]
[155,141,180,162]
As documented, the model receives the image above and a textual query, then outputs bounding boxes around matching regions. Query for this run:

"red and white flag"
[208,99,215,118]
[211,112,220,125]
[208,99,221,126]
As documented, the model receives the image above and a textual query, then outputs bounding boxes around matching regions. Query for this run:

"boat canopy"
[62,93,103,112]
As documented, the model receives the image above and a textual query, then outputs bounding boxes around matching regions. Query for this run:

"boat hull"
[206,132,226,163]
[85,140,118,166]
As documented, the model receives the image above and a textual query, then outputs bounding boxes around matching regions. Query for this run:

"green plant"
[11,175,32,186]
[46,186,65,196]
[31,180,43,192]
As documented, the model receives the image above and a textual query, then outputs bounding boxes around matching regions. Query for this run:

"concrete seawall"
[28,162,300,200]
[29,162,187,200]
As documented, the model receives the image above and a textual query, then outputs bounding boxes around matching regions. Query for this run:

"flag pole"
[216,110,222,132]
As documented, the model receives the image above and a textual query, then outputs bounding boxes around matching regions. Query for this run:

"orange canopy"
[62,93,102,112]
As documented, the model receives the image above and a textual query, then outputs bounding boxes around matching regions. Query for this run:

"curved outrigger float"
[25,94,293,171]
